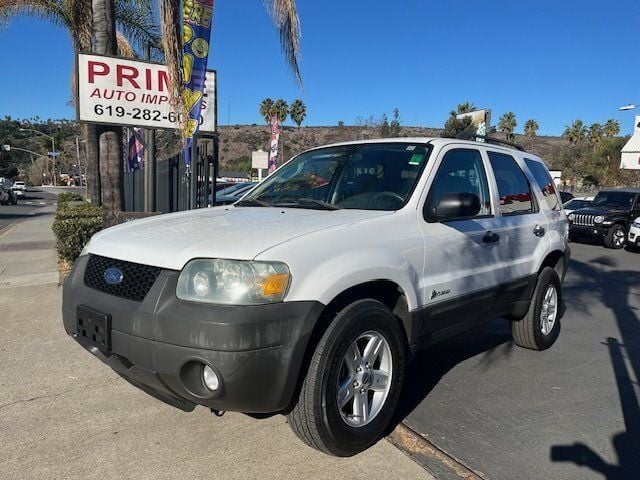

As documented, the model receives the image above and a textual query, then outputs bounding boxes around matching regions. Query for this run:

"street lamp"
[18,127,58,186]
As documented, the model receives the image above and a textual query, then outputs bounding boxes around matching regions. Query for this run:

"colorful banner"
[126,128,144,172]
[268,115,280,174]
[182,0,215,164]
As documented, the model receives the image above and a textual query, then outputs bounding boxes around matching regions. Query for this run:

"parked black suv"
[568,188,640,248]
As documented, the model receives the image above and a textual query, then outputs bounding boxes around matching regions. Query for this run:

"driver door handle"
[483,231,500,243]
[533,225,546,237]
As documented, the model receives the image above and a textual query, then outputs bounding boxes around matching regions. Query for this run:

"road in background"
[399,241,640,479]
[0,188,59,232]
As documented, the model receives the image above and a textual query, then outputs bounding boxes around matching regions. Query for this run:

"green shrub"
[56,192,85,206]
[52,202,103,263]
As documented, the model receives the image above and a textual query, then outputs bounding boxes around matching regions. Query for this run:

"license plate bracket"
[76,305,112,354]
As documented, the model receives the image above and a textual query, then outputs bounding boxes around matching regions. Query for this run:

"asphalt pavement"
[400,241,640,479]
[0,187,59,232]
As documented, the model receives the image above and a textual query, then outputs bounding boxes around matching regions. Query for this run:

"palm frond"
[67,0,92,50]
[0,0,66,29]
[114,0,160,52]
[266,0,302,87]
[116,30,135,57]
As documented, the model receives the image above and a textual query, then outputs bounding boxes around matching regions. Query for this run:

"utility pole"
[75,136,82,186]
[144,41,157,212]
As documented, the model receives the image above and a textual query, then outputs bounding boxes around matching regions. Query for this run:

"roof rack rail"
[454,132,526,152]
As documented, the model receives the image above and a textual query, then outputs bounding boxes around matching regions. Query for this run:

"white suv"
[63,138,569,456]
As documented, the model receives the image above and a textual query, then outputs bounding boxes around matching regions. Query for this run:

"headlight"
[567,213,574,222]
[594,215,605,224]
[633,221,640,229]
[176,259,290,305]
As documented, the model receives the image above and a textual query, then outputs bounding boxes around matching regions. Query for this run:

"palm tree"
[289,99,307,131]
[450,101,476,117]
[498,112,517,141]
[588,123,603,149]
[0,0,159,206]
[603,119,621,137]
[524,119,539,138]
[259,98,275,125]
[272,99,289,123]
[563,120,587,145]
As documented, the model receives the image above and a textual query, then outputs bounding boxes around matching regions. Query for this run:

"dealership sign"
[77,53,216,132]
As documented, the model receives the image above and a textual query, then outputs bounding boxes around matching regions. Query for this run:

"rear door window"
[525,159,560,210]
[488,151,535,215]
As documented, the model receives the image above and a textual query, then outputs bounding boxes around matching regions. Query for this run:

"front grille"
[84,255,161,302]
[572,214,596,226]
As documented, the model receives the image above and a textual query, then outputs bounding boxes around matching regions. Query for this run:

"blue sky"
[0,0,638,135]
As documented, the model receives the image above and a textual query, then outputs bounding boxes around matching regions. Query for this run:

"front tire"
[604,224,626,249]
[287,299,406,456]
[512,267,561,350]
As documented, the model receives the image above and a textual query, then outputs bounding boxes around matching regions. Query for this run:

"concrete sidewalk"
[0,211,432,480]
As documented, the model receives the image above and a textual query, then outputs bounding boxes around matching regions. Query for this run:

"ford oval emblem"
[104,267,124,285]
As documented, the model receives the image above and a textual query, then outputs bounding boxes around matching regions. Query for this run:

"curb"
[388,423,486,480]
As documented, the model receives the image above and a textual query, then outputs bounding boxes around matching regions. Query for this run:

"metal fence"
[123,137,216,213]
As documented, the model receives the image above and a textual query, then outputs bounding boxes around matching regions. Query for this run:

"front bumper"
[629,228,640,246]
[62,256,324,413]
[569,224,608,238]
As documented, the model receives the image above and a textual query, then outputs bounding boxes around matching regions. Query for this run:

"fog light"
[202,365,219,391]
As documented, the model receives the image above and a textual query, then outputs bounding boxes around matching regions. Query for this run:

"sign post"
[252,150,268,181]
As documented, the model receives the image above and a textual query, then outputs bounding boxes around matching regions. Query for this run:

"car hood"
[87,206,391,270]
[572,207,627,216]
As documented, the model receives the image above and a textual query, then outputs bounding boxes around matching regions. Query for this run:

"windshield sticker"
[405,145,416,151]
[409,153,424,166]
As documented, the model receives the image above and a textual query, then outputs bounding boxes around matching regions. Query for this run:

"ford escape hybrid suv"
[63,138,569,456]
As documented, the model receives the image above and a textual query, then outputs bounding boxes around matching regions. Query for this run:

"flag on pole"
[182,0,215,164]
[126,128,144,172]
[268,116,280,174]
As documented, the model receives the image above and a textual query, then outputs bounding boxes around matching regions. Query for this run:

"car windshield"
[238,143,432,211]
[217,183,251,196]
[564,199,591,210]
[591,192,635,209]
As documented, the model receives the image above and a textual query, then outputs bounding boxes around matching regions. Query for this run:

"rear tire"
[287,299,406,456]
[512,267,561,351]
[604,224,626,249]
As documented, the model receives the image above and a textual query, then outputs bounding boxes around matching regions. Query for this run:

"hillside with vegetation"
[1,115,637,188]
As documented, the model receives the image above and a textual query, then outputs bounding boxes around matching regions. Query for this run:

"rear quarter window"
[524,159,560,211]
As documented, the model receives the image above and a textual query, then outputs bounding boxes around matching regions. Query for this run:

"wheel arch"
[538,249,567,283]
[284,279,411,413]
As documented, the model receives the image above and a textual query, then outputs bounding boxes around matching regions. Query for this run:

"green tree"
[272,99,289,123]
[450,102,476,116]
[0,0,159,208]
[379,113,390,138]
[524,119,539,138]
[603,119,621,137]
[588,123,603,149]
[498,112,517,141]
[389,108,402,137]
[441,116,473,139]
[563,120,587,145]
[289,99,307,131]
[259,98,275,124]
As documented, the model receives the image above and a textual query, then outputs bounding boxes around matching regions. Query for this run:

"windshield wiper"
[273,198,341,210]
[235,198,272,207]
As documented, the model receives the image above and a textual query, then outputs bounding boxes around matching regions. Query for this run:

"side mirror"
[426,192,481,222]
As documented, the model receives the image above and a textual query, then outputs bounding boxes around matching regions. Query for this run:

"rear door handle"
[483,231,500,243]
[533,225,546,237]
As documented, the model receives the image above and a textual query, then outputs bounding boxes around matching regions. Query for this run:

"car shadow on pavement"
[549,258,640,480]
[391,318,513,425]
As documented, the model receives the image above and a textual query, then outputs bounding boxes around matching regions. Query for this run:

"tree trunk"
[84,123,101,204]
[93,0,123,224]
[99,129,124,225]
